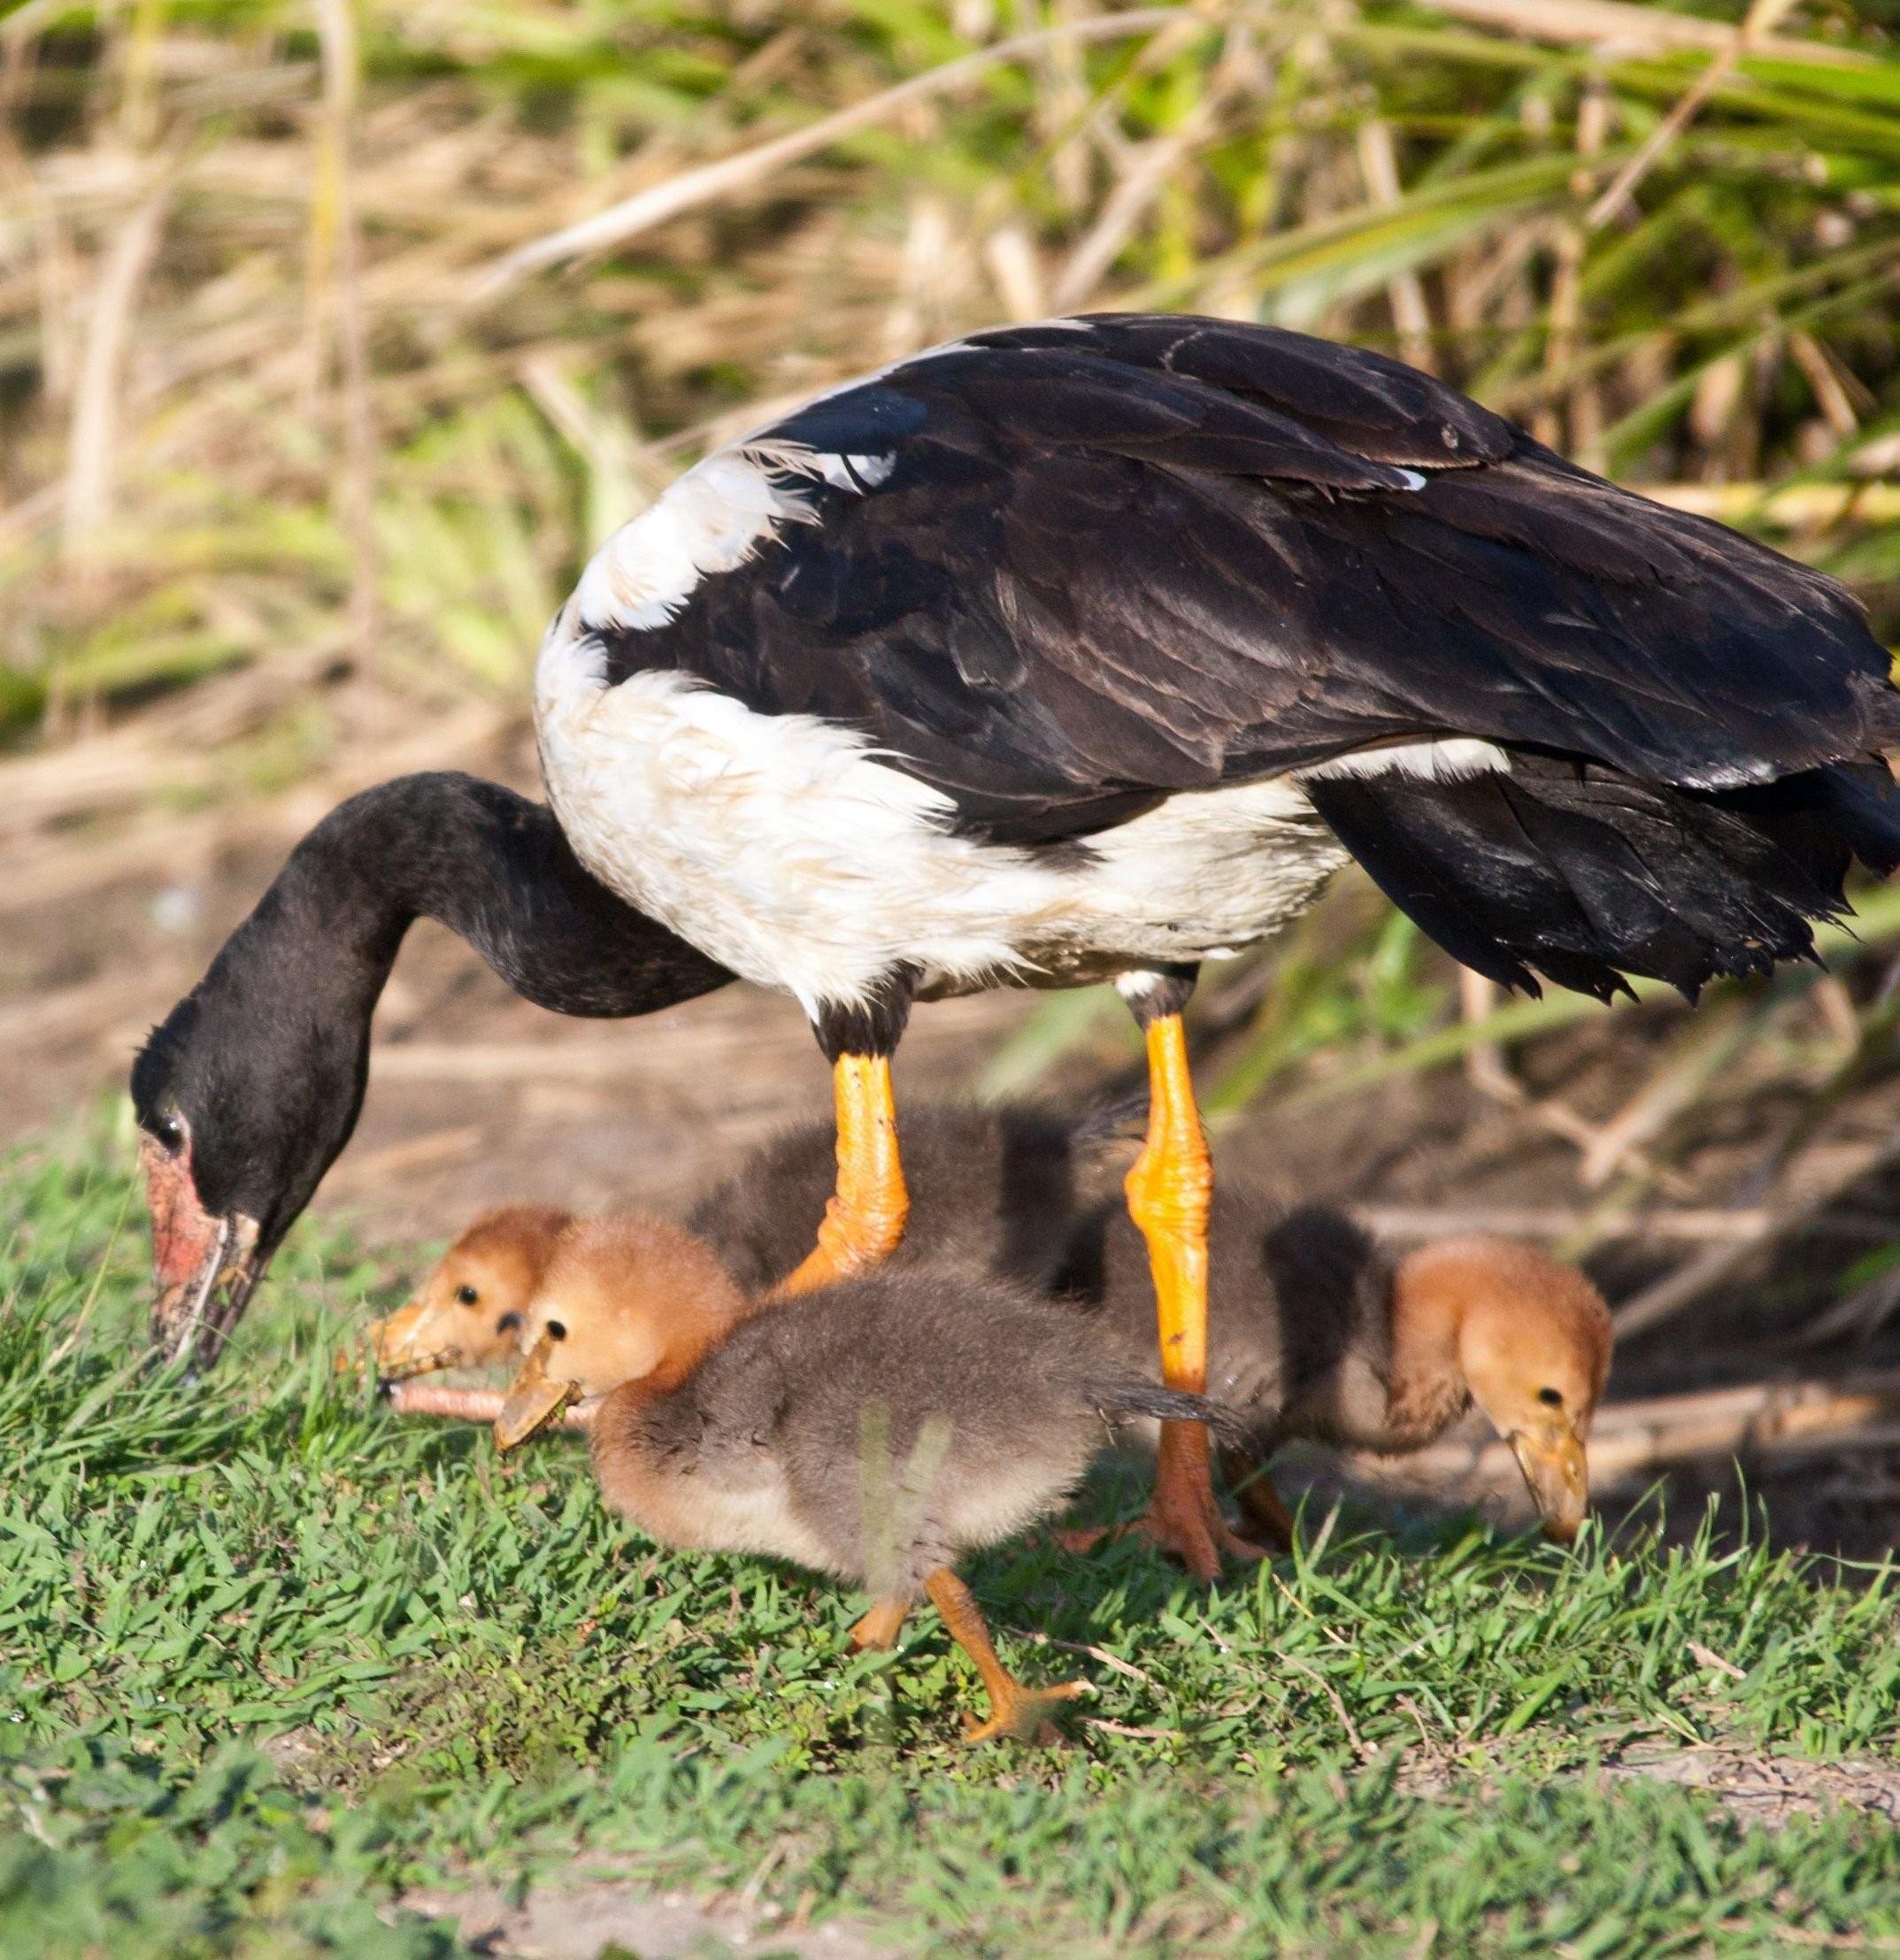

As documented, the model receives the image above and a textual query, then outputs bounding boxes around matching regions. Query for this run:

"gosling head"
[366,1204,573,1380]
[1393,1237,1613,1546]
[494,1215,748,1451]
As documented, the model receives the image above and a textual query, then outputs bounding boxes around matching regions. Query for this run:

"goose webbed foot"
[960,1678,1090,1747]
[924,1567,1088,1745]
[1056,1434,1271,1577]
[848,1597,912,1652]
[1222,1449,1298,1556]
[1120,1421,1267,1580]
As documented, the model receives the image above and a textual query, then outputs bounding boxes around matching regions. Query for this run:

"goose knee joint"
[815,1186,911,1272]
[1124,1151,1212,1240]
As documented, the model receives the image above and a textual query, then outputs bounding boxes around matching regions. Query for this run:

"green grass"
[6,1113,1900,1956]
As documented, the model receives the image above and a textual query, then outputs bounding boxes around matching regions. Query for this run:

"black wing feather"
[1307,757,1900,1003]
[593,313,1896,844]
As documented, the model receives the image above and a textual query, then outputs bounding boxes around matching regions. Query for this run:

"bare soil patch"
[1597,1745,1900,1832]
[394,1877,892,1960]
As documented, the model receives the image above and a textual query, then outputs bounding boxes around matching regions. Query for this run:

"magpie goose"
[135,314,1900,1575]
[528,312,1900,1574]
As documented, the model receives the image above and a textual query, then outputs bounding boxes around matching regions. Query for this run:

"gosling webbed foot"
[960,1676,1089,1747]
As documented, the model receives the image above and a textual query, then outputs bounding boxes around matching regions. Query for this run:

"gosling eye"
[1537,1387,1564,1409]
[545,1319,567,1342]
[455,1284,480,1307]
[148,1111,187,1159]
[496,1311,521,1335]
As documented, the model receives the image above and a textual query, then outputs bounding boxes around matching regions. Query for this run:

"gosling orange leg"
[1221,1448,1297,1556]
[924,1568,1087,1744]
[1049,1523,1110,1556]
[773,1052,911,1297]
[849,1597,912,1652]
[1119,992,1263,1580]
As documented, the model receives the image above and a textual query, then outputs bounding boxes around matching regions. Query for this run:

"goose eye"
[545,1320,567,1341]
[149,1112,187,1158]
[1537,1387,1564,1408]
[455,1284,479,1307]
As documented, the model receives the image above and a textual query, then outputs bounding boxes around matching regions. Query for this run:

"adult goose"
[135,312,1900,1577]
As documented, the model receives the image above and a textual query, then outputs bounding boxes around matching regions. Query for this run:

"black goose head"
[128,772,733,1374]
[132,888,384,1372]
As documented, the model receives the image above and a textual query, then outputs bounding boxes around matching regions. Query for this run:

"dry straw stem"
[1573,999,1755,1191]
[472,0,1865,304]
[1422,0,1860,65]
[61,180,173,559]
[1649,482,1900,527]
[1400,1365,1900,1491]
[1586,0,1800,230]
[1542,73,1609,462]
[1355,1204,1900,1246]
[1051,82,1227,311]
[1355,118,1435,374]
[312,0,379,665]
[470,5,1223,297]
[1614,1126,1900,1340]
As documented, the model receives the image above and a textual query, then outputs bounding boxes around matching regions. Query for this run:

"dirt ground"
[395,1876,888,1960]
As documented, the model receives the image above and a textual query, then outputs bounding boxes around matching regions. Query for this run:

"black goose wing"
[587,313,1899,844]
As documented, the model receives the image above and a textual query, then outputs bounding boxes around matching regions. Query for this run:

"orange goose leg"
[773,1053,911,1298]
[1121,1008,1264,1580]
[925,1568,1087,1743]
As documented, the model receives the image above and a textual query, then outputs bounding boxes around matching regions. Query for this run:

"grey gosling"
[1058,1197,1613,1547]
[490,1212,1241,1742]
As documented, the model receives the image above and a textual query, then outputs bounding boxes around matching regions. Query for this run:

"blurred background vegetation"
[8,0,1900,749]
[10,0,1900,1427]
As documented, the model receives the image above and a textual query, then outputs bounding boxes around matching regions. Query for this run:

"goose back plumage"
[539,312,1900,1007]
[582,316,1898,830]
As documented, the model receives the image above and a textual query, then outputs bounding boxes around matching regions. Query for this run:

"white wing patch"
[810,450,896,491]
[1297,738,1510,784]
[537,656,1350,1010]
[555,317,1146,642]
[565,440,896,637]
[534,661,1050,1010]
